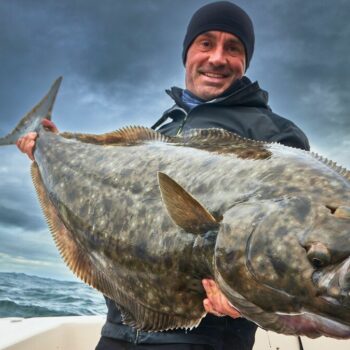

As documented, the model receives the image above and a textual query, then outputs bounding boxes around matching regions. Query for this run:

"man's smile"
[201,72,230,79]
[198,69,233,86]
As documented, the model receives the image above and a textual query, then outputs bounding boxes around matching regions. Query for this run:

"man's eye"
[199,40,211,49]
[227,45,243,55]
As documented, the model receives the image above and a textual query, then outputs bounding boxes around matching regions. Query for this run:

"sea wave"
[0,272,106,318]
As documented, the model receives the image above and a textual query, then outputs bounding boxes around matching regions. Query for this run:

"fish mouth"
[314,256,350,307]
[245,221,350,324]
[275,311,350,338]
[217,267,350,338]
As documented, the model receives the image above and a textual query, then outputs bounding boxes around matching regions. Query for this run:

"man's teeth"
[204,72,227,78]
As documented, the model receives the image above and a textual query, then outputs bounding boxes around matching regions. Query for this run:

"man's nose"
[208,46,227,66]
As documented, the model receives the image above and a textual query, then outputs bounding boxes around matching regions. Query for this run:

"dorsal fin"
[61,126,349,181]
[181,128,272,160]
[158,172,219,234]
[183,129,350,180]
[182,128,261,145]
[61,127,269,159]
[311,151,350,181]
[59,127,271,160]
[60,126,175,145]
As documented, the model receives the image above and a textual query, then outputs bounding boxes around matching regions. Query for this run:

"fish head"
[214,196,350,337]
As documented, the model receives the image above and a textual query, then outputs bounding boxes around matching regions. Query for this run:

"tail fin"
[0,77,62,146]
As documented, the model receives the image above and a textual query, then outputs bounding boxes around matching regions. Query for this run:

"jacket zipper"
[176,114,188,135]
[175,103,208,135]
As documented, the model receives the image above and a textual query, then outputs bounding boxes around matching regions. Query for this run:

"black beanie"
[182,1,255,70]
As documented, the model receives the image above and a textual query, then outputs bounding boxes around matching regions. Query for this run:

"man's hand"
[202,279,241,318]
[16,119,58,161]
[16,132,37,161]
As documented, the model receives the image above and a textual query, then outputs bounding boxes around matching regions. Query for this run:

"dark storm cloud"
[0,149,44,230]
[0,0,349,279]
[0,0,185,109]
[244,0,350,165]
[0,0,192,134]
[0,228,57,261]
[0,204,44,230]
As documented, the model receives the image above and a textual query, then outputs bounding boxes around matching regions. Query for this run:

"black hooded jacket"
[100,77,310,349]
[153,77,309,150]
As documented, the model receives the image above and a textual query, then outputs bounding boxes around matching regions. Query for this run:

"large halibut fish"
[1,78,350,338]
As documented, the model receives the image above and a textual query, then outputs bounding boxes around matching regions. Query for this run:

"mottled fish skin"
[1,79,349,337]
[32,128,350,337]
[34,132,216,323]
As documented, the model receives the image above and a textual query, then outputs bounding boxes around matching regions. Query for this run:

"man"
[17,1,309,349]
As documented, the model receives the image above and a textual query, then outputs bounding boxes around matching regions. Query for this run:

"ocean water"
[0,272,107,318]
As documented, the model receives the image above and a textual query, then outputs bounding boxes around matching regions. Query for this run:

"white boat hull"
[0,316,350,350]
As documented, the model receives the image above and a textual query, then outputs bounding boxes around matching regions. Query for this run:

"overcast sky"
[0,0,349,281]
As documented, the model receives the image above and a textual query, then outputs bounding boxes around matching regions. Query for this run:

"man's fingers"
[16,133,37,160]
[22,140,34,156]
[227,304,241,318]
[20,132,37,141]
[202,279,221,310]
[18,132,37,143]
[27,140,35,160]
[202,279,215,296]
[17,137,27,152]
[27,132,38,139]
[202,279,241,319]
[203,298,224,317]
[202,279,221,313]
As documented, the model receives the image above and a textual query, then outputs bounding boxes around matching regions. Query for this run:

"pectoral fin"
[158,172,219,234]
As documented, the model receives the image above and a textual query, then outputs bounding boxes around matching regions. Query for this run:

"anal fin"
[114,290,206,331]
[30,162,116,297]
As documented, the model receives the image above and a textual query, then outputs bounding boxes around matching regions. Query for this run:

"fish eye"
[311,257,324,269]
[306,242,331,269]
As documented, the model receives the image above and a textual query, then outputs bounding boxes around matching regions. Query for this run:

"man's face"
[185,31,246,100]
